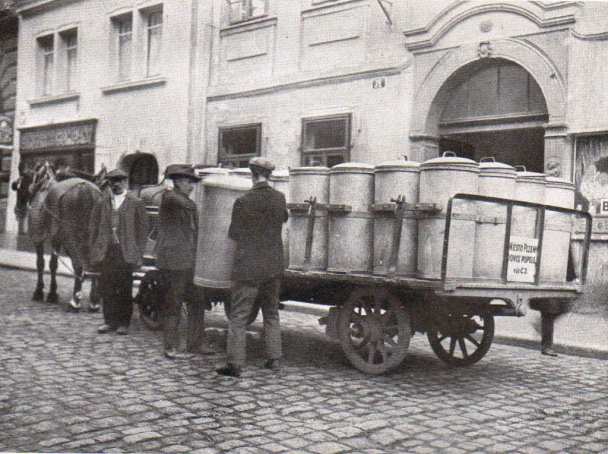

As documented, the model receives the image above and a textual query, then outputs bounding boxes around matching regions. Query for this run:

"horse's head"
[30,161,55,197]
[93,165,110,191]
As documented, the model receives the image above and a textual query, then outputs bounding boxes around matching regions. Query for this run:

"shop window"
[37,34,54,96]
[219,124,261,168]
[144,8,163,77]
[227,0,267,24]
[60,29,78,92]
[301,114,351,167]
[112,13,133,81]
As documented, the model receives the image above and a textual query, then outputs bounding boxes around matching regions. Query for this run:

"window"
[301,114,351,166]
[145,9,163,76]
[60,29,78,92]
[110,6,164,83]
[112,14,133,81]
[227,0,267,24]
[37,35,54,96]
[219,124,262,168]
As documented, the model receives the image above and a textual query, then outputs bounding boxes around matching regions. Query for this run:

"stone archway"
[120,153,159,189]
[409,38,571,178]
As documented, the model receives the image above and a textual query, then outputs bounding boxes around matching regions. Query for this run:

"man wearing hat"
[156,164,210,359]
[90,168,148,335]
[217,157,288,377]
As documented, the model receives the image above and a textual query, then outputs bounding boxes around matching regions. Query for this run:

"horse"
[28,163,107,311]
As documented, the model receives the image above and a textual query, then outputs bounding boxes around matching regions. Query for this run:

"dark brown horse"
[28,163,106,311]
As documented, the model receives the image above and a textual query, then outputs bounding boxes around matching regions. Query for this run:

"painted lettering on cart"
[507,236,539,283]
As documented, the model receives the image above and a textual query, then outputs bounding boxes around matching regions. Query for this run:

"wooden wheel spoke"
[465,334,480,347]
[458,338,468,358]
[367,342,377,364]
[449,337,457,356]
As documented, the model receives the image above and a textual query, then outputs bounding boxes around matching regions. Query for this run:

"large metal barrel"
[270,170,290,266]
[373,160,420,276]
[473,159,516,280]
[194,175,252,288]
[193,167,230,210]
[512,169,545,237]
[328,163,374,273]
[229,167,252,179]
[417,153,479,279]
[288,167,330,270]
[540,177,575,283]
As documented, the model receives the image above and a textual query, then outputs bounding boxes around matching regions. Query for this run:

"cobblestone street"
[1,268,607,453]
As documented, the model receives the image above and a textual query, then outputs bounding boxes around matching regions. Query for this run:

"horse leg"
[89,275,101,313]
[46,252,59,303]
[32,243,45,301]
[68,262,84,312]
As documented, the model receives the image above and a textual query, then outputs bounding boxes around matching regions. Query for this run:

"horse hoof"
[68,298,81,311]
[32,289,44,301]
[46,293,58,304]
[88,304,100,313]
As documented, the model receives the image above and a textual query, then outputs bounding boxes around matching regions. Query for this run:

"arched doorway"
[120,153,159,189]
[436,59,548,172]
[409,39,570,178]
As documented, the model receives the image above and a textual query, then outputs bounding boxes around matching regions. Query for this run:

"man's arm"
[228,198,243,241]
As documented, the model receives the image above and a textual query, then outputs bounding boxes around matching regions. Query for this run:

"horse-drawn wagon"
[136,159,592,375]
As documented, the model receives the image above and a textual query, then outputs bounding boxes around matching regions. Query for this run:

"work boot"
[264,359,281,371]
[541,348,558,357]
[98,324,115,334]
[216,364,242,378]
[164,349,193,360]
[116,326,129,336]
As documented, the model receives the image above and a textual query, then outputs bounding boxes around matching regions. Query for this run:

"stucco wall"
[206,69,413,169]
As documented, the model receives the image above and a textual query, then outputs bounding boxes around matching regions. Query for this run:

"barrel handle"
[442,151,457,158]
[480,157,496,163]
[514,165,527,172]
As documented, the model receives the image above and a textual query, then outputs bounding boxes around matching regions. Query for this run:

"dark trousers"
[227,278,282,367]
[161,269,191,351]
[101,244,134,328]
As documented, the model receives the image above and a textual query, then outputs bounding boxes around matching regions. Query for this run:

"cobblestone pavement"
[1,268,607,454]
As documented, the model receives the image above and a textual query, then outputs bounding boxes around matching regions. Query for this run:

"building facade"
[0,2,18,232]
[6,0,608,306]
[6,0,213,232]
[203,0,608,306]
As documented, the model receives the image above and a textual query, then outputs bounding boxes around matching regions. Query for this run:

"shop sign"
[507,236,539,283]
[20,120,96,152]
[0,116,12,145]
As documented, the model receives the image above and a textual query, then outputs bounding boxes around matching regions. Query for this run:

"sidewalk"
[1,242,606,360]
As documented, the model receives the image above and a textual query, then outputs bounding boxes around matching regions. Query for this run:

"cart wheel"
[136,270,164,331]
[337,288,411,375]
[223,300,261,326]
[427,312,494,366]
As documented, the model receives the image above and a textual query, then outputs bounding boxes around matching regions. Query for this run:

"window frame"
[218,123,262,168]
[300,113,352,167]
[226,0,268,25]
[143,6,163,77]
[59,28,78,93]
[111,12,134,82]
[37,34,55,96]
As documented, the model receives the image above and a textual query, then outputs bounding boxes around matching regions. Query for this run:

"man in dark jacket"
[89,169,148,335]
[156,165,207,359]
[217,157,288,377]
[11,161,33,235]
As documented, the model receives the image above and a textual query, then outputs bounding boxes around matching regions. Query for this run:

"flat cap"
[106,168,128,180]
[249,157,275,172]
[165,164,201,181]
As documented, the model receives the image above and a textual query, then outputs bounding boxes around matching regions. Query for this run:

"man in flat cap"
[90,168,148,335]
[156,165,212,359]
[217,157,288,377]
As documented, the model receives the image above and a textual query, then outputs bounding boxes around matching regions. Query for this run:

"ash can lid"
[479,157,516,178]
[545,176,575,190]
[420,152,479,172]
[375,160,420,173]
[290,166,330,176]
[329,162,375,175]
